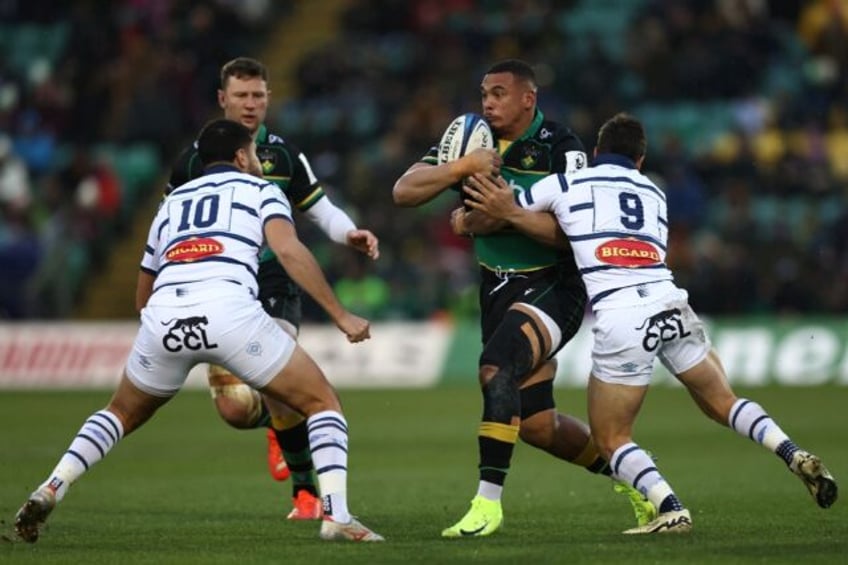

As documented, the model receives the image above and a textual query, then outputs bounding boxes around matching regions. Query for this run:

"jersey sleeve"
[518,174,568,214]
[140,206,167,275]
[550,132,587,175]
[281,141,326,212]
[420,145,438,165]
[260,181,293,227]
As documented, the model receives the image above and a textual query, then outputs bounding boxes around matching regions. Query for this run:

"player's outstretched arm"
[265,218,370,343]
[464,173,566,249]
[303,198,380,259]
[393,149,500,207]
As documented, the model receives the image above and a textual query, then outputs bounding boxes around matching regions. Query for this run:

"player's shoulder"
[175,169,269,193]
[259,127,301,152]
[257,126,309,179]
[523,172,570,210]
[173,139,199,158]
[534,118,581,146]
[534,172,571,195]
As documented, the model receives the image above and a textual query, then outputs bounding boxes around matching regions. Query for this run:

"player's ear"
[234,147,248,170]
[217,89,226,109]
[523,88,536,110]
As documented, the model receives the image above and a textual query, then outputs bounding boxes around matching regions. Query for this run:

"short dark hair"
[485,59,537,88]
[596,113,647,162]
[197,119,253,166]
[220,57,268,90]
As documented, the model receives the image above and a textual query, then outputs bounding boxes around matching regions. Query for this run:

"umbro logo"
[523,288,535,296]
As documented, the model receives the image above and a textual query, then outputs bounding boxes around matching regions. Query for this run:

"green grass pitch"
[1,386,846,564]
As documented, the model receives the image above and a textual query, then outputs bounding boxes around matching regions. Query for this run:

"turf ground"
[1,386,846,564]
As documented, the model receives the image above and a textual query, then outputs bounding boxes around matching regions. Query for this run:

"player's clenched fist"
[336,312,371,343]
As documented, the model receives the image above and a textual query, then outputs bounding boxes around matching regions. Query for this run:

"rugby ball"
[437,113,494,164]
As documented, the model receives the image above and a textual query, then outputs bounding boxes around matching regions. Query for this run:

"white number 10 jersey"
[141,166,293,301]
[519,155,674,309]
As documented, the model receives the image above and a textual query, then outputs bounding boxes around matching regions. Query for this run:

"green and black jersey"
[167,123,326,264]
[422,110,586,273]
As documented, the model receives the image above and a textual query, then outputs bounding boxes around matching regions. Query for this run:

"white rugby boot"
[622,509,692,534]
[15,487,57,543]
[789,450,838,509]
[319,516,385,542]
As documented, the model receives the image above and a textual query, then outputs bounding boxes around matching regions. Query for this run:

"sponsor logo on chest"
[166,237,224,262]
[595,238,660,267]
[520,144,539,169]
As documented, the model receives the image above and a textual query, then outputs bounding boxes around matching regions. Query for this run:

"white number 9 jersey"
[520,159,674,308]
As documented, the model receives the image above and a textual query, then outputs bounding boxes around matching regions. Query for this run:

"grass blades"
[1,386,846,564]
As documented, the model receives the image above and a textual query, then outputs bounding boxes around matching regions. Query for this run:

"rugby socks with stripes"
[476,374,520,501]
[40,410,125,502]
[275,420,319,496]
[477,420,519,500]
[307,410,350,522]
[611,442,684,514]
[728,398,797,465]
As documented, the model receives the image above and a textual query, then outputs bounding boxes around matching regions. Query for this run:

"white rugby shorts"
[125,285,295,396]
[591,286,711,386]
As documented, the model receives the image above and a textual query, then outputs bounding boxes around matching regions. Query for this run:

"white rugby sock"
[307,410,350,522]
[476,480,503,502]
[729,398,791,451]
[611,442,683,512]
[40,410,124,502]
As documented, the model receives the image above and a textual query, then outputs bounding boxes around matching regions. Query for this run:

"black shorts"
[257,259,302,327]
[479,264,587,354]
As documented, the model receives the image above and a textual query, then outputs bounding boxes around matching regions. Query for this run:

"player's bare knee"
[210,383,263,429]
[478,364,498,387]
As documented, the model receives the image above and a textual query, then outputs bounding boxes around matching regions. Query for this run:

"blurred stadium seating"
[1,0,846,320]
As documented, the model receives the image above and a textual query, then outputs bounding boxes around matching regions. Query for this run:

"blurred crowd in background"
[0,0,282,317]
[1,0,847,320]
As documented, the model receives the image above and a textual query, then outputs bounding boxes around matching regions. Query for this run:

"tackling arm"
[450,207,509,237]
[464,173,567,249]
